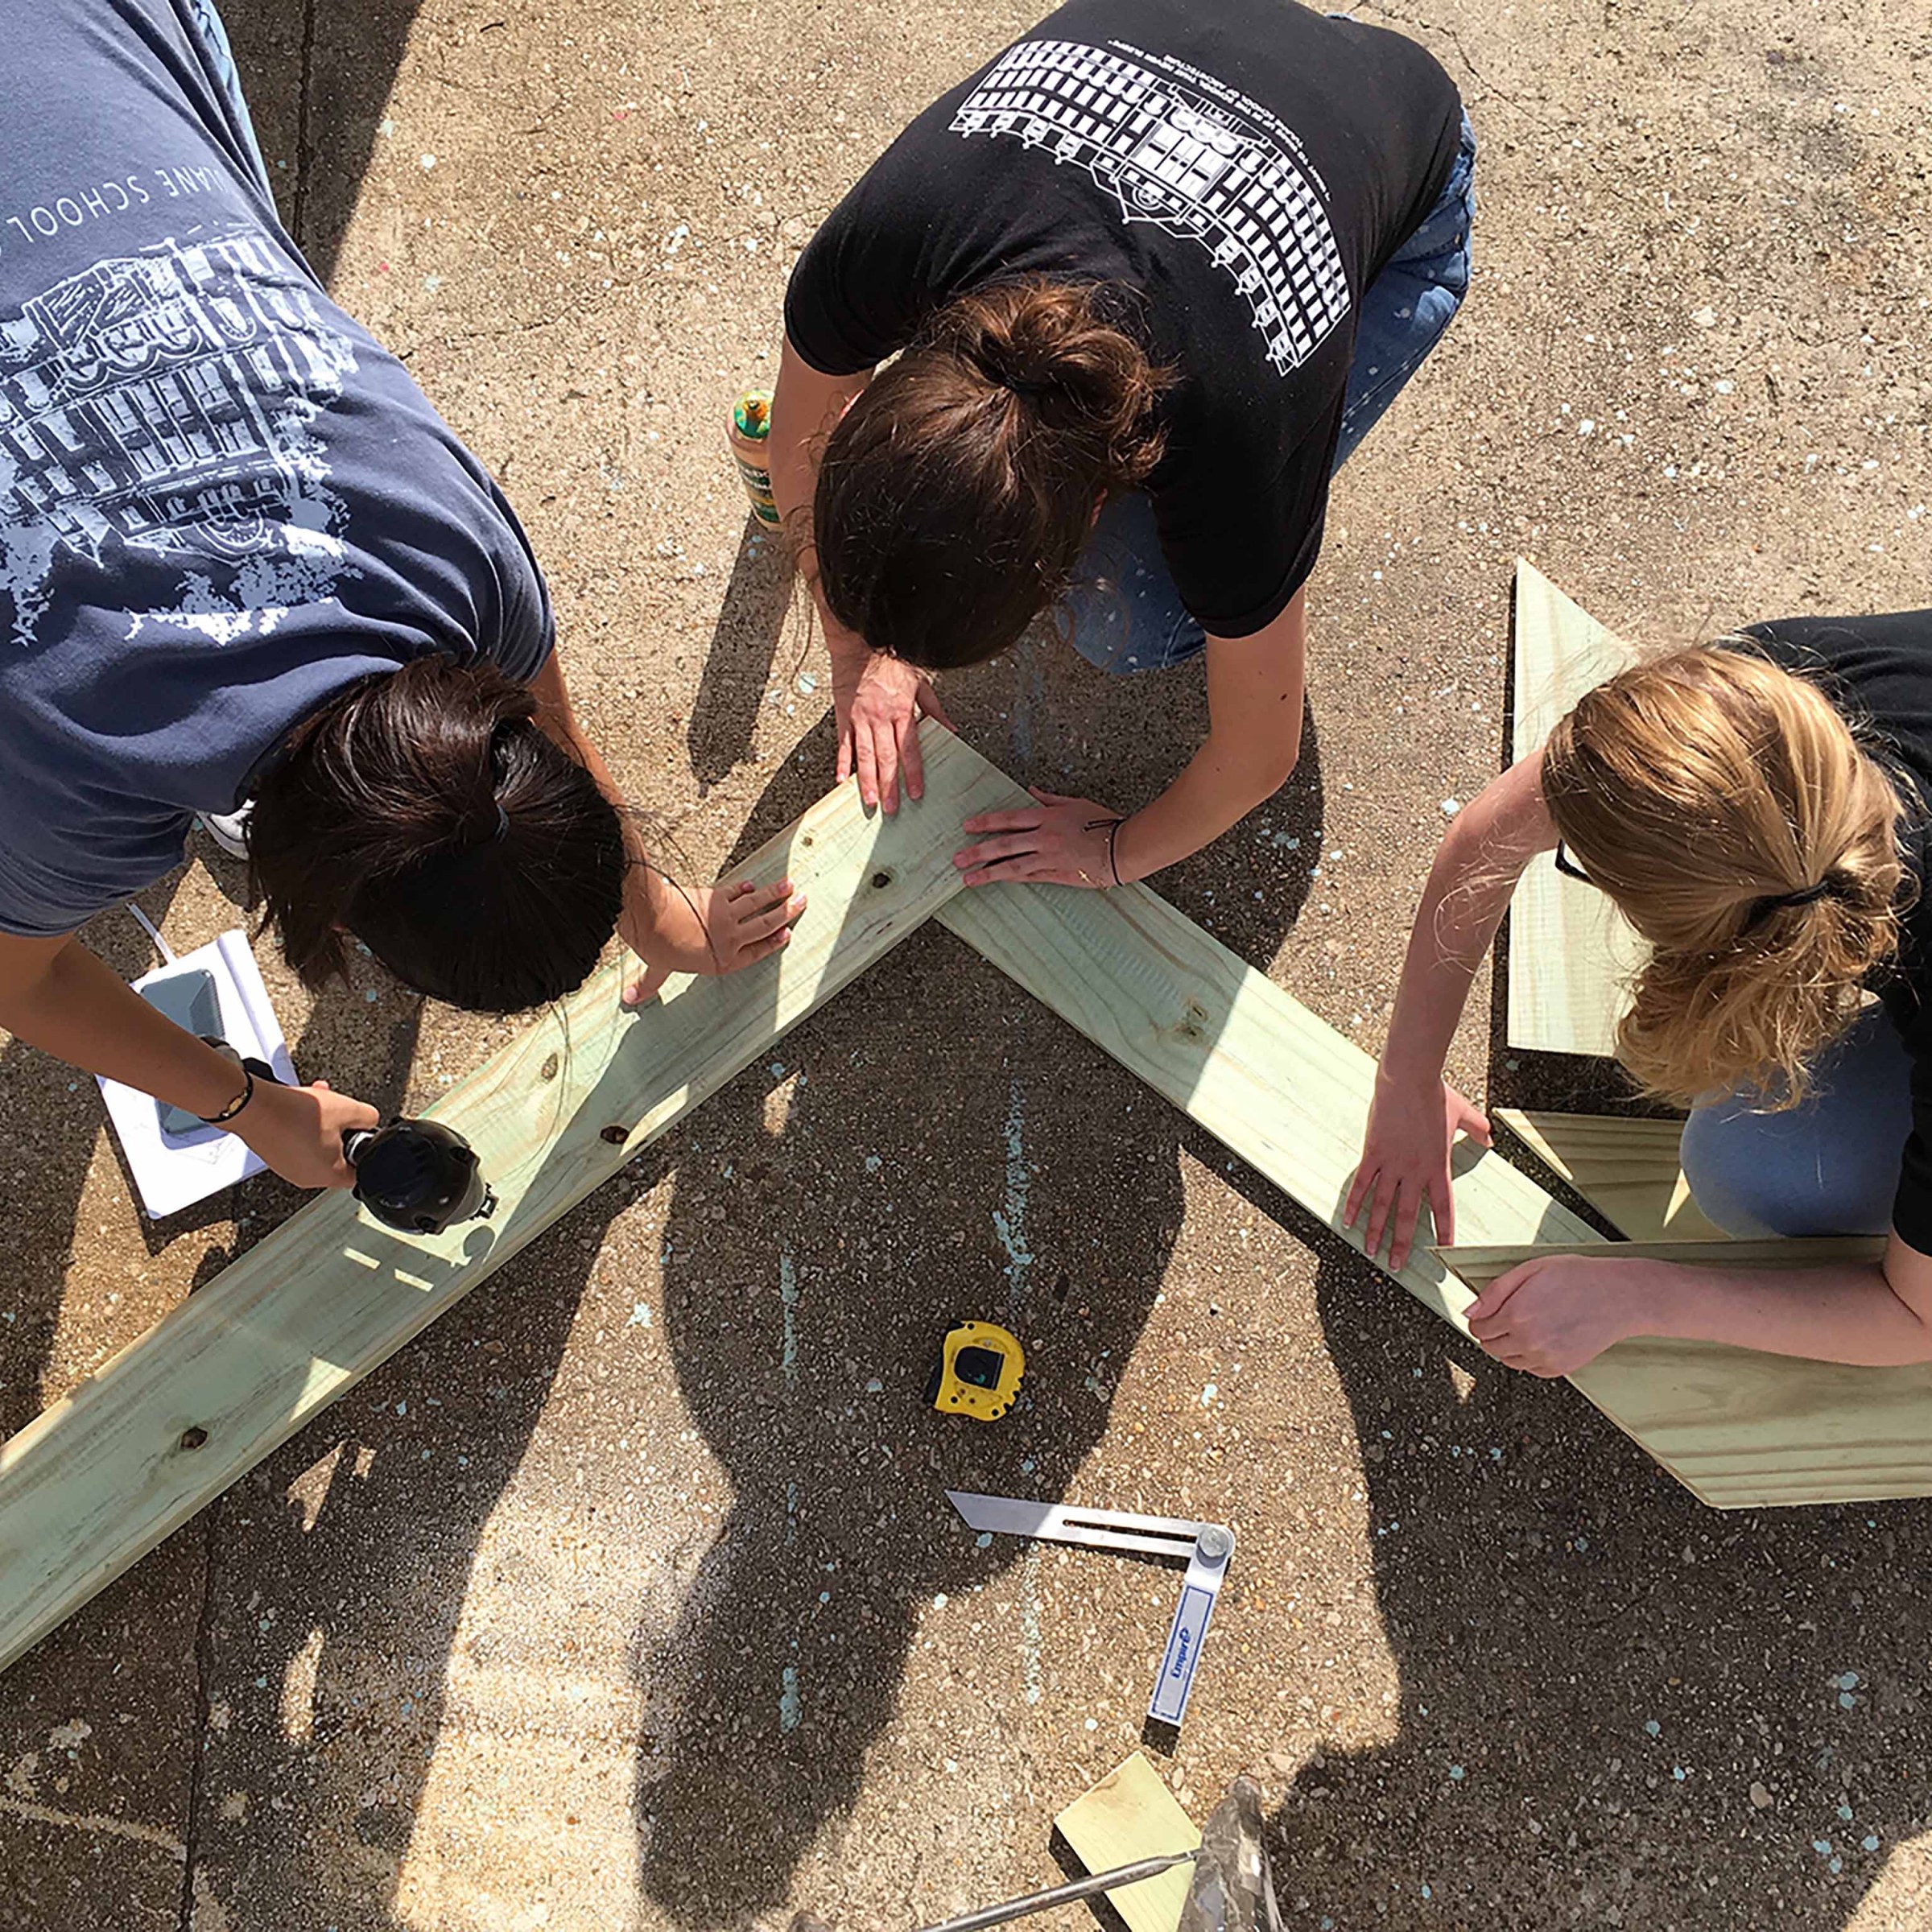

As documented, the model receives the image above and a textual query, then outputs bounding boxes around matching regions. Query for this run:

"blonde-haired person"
[1347,612,1932,1377]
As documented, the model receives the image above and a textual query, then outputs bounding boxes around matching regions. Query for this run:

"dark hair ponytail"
[250,656,626,1013]
[813,279,1168,671]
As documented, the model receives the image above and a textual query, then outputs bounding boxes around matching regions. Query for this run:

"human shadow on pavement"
[686,515,797,791]
[1198,1194,1932,1930]
[634,642,1327,1924]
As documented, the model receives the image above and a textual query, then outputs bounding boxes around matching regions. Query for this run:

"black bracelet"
[196,1039,255,1126]
[1106,817,1125,888]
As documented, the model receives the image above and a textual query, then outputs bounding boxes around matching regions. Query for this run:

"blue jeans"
[179,0,272,190]
[1678,1005,1913,1237]
[1066,110,1478,674]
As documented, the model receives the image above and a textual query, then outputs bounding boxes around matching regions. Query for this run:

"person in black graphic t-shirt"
[766,0,1474,893]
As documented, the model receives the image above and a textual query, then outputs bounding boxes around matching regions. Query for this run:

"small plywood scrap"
[1507,560,1645,1056]
[1496,1108,1728,1243]
[1055,1752,1199,1932]
[1435,1236,1932,1510]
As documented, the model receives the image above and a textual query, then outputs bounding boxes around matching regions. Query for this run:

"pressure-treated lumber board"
[1441,1236,1888,1290]
[1496,1108,1727,1243]
[0,728,1018,1676]
[1507,560,1645,1056]
[1055,1752,1199,1932]
[1434,1236,1932,1509]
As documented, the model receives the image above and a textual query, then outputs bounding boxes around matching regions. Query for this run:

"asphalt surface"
[0,2,1929,1929]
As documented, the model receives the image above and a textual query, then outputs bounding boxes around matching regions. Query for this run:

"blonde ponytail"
[1542,645,1909,1108]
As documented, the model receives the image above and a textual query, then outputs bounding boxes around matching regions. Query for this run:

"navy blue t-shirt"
[0,1,553,936]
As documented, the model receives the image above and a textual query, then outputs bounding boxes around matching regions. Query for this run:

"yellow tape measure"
[927,1321,1025,1422]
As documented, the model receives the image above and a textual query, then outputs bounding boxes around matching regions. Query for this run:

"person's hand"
[1345,1072,1492,1269]
[235,1075,379,1191]
[955,789,1126,890]
[620,873,807,1006]
[834,649,955,815]
[1468,1253,1644,1377]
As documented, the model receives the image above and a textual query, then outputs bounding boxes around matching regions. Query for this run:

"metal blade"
[947,1491,1210,1561]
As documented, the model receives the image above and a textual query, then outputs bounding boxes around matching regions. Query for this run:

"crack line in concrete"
[174,1513,223,1932]
[292,0,318,249]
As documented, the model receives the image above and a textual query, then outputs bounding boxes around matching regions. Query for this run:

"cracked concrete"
[1,1,1930,1929]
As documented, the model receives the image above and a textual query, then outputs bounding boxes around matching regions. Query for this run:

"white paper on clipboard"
[97,929,297,1221]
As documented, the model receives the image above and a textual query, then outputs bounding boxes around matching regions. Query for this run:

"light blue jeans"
[1678,1005,1913,1237]
[1066,110,1478,673]
[179,0,272,188]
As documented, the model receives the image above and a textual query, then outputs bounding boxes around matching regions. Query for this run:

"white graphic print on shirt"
[951,38,1351,376]
[0,228,358,647]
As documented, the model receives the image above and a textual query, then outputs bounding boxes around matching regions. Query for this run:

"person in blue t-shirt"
[0,1,802,1191]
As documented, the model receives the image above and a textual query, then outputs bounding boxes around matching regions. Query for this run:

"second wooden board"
[1435,1236,1932,1509]
[1507,560,1645,1056]
[1496,1108,1727,1243]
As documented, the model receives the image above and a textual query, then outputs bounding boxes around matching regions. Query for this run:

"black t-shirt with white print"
[1739,612,1932,1253]
[784,0,1462,638]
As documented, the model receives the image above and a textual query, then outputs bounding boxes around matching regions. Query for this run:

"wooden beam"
[1055,1753,1199,1932]
[1434,1236,1932,1509]
[1506,560,1645,1056]
[0,727,1018,1676]
[1439,1236,1887,1288]
[1496,1108,1728,1242]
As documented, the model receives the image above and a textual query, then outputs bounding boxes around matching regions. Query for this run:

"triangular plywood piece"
[1496,1108,1728,1242]
[1507,560,1646,1055]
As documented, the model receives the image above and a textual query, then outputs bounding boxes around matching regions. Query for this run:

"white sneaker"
[200,801,253,858]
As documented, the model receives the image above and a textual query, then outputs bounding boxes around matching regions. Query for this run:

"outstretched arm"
[0,929,375,1189]
[1344,751,1556,1266]
[528,654,805,1004]
[953,591,1309,889]
[1468,1235,1932,1377]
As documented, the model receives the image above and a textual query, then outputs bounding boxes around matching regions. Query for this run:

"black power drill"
[342,1117,497,1236]
[215,1045,497,1236]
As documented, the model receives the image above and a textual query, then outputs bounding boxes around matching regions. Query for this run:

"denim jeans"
[1065,109,1478,674]
[179,0,272,189]
[1678,1003,1913,1238]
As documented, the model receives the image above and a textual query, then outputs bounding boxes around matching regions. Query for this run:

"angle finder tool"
[945,1491,1235,1728]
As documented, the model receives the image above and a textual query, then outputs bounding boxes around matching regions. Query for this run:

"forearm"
[1112,741,1282,883]
[1620,1257,1932,1367]
[1,942,248,1117]
[1377,822,1517,1085]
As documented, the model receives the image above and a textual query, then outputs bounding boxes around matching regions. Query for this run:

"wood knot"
[179,1426,208,1451]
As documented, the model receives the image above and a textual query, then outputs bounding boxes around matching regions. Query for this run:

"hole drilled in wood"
[600,1125,630,1145]
[871,870,893,890]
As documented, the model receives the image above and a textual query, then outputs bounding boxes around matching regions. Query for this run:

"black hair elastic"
[1745,876,1839,925]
